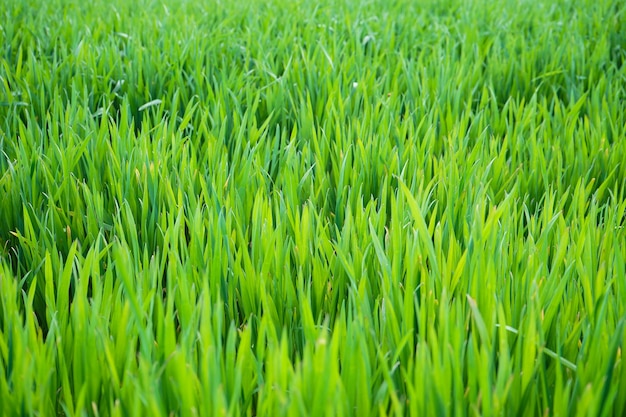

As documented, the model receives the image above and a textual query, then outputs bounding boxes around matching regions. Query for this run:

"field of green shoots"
[1,0,626,415]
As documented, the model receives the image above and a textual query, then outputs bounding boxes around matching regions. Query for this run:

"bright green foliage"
[1,0,626,415]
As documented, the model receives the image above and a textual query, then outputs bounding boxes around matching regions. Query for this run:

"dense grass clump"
[1,0,626,415]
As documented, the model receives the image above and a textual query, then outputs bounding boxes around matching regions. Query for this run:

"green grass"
[1,0,626,415]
